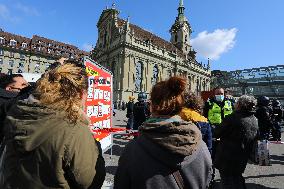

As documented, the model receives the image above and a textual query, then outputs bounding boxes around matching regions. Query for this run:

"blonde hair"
[35,63,88,124]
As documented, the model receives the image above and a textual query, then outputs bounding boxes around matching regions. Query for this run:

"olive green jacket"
[0,97,99,189]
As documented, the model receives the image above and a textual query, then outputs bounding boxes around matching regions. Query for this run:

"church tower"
[170,0,192,55]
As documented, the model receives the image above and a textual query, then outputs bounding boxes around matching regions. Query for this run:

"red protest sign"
[84,57,113,151]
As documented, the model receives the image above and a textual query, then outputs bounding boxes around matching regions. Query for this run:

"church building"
[91,0,211,105]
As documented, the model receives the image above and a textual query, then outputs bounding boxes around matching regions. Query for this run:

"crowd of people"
[0,61,283,189]
[124,80,283,189]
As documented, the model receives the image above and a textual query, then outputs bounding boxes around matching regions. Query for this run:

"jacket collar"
[0,88,18,99]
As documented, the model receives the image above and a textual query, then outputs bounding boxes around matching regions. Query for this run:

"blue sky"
[0,0,283,71]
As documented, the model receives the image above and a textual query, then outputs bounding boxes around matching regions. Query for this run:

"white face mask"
[215,95,224,102]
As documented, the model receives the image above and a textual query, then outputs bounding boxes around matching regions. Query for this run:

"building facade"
[212,65,284,101]
[91,1,211,105]
[0,29,87,75]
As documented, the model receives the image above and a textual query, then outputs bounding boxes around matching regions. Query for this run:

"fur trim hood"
[139,115,202,156]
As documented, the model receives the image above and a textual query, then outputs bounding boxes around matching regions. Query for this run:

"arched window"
[152,64,159,85]
[111,61,116,89]
[103,31,107,48]
[185,35,188,42]
[175,34,178,42]
[135,61,143,91]
[167,70,172,78]
[111,61,115,76]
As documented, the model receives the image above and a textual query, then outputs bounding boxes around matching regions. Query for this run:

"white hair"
[235,95,257,111]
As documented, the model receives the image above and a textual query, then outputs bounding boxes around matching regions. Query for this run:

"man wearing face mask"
[0,74,30,144]
[203,87,234,188]
[0,74,29,104]
[204,87,234,129]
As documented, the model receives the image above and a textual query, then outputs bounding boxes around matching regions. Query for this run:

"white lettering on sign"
[103,119,111,128]
[104,91,111,102]
[87,86,93,99]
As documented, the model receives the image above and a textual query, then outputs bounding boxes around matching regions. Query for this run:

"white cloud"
[15,3,40,16]
[191,28,238,60]
[0,4,18,22]
[82,43,93,51]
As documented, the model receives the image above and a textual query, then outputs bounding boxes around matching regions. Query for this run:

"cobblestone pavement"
[102,110,284,189]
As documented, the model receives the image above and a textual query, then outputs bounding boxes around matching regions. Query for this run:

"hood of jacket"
[139,115,202,157]
[180,108,208,123]
[3,95,89,152]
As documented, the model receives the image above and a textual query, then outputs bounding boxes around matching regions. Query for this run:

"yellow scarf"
[180,108,208,123]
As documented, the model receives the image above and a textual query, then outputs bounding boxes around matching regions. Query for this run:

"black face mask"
[18,84,35,96]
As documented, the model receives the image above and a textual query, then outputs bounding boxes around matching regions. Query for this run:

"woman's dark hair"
[150,76,186,116]
[184,92,204,114]
[0,74,24,89]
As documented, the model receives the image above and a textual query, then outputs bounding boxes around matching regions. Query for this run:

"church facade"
[91,1,211,105]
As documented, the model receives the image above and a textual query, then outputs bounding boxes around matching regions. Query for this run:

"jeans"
[126,116,134,130]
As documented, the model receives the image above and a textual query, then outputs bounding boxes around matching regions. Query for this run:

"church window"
[175,34,178,42]
[103,31,107,48]
[185,35,188,42]
[152,64,159,85]
[167,70,172,78]
[111,61,116,78]
[135,61,143,91]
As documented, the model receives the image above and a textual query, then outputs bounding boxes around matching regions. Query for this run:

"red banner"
[84,58,112,145]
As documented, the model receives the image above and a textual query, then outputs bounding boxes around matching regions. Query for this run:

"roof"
[30,35,88,60]
[117,18,185,58]
[0,30,88,61]
[0,30,31,50]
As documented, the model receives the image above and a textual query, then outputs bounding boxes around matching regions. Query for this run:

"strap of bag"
[172,170,185,189]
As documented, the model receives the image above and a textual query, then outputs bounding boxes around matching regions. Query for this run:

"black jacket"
[0,88,18,113]
[255,105,273,139]
[214,111,258,175]
[114,116,212,189]
[0,88,18,142]
[133,101,150,129]
[0,86,34,142]
[126,101,134,118]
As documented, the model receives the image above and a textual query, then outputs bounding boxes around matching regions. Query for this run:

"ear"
[5,86,12,91]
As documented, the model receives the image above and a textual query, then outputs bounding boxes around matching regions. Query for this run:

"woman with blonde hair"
[0,63,105,189]
[114,77,212,189]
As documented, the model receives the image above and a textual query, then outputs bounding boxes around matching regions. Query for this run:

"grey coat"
[114,116,213,189]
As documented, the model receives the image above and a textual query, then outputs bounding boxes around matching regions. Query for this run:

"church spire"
[178,0,185,16]
[170,0,192,56]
